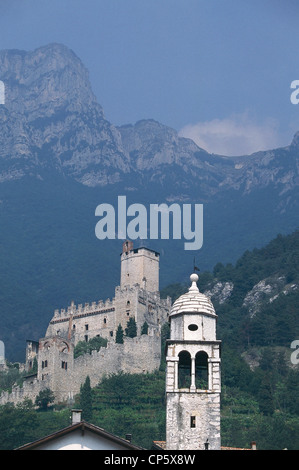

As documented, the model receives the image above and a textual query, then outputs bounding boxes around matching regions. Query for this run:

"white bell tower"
[165,273,221,450]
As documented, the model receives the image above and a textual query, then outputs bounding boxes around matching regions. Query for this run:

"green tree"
[116,324,124,344]
[35,388,55,411]
[0,365,23,393]
[74,336,107,358]
[80,376,93,422]
[0,401,38,450]
[258,375,274,416]
[125,317,137,338]
[141,321,148,335]
[259,348,274,371]
[285,370,299,414]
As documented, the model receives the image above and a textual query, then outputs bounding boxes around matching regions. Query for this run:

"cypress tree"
[125,317,137,338]
[80,376,93,422]
[116,323,124,344]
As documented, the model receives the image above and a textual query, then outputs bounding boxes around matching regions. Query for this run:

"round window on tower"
[188,324,198,331]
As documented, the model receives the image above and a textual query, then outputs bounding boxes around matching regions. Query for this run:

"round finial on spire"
[189,273,199,292]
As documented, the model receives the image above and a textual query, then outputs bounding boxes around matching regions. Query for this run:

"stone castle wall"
[0,333,162,406]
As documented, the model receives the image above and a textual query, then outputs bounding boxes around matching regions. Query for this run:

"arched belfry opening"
[178,351,191,389]
[195,351,208,389]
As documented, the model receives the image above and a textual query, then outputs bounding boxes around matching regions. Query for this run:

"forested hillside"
[162,230,299,352]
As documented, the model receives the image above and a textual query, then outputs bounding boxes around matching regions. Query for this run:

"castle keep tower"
[120,241,159,292]
[165,273,221,450]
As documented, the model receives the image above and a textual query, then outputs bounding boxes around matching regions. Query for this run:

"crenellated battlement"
[50,298,115,325]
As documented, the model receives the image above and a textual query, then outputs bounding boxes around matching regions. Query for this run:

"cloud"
[179,114,281,156]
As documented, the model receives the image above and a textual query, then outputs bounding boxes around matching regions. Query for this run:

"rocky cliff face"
[0,42,298,199]
[203,274,298,318]
[0,43,129,186]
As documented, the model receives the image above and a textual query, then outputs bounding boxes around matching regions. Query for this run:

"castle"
[0,241,171,405]
[2,242,224,451]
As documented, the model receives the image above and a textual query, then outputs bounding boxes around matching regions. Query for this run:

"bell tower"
[165,273,221,450]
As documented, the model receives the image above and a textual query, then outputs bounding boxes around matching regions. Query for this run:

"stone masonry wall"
[0,333,162,406]
[166,392,221,450]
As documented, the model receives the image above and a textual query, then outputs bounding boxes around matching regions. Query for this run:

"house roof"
[16,420,144,450]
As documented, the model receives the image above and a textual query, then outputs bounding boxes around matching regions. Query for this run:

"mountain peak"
[0,42,99,115]
[0,43,128,185]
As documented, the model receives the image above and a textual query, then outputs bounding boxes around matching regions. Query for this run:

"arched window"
[178,351,191,389]
[195,351,208,389]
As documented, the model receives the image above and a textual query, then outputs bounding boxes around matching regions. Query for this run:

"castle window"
[61,361,67,370]
[85,324,89,330]
[178,351,191,389]
[195,351,208,389]
[104,318,107,324]
[110,331,113,337]
[190,416,196,428]
[84,335,88,342]
[73,324,76,329]
[188,324,198,331]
